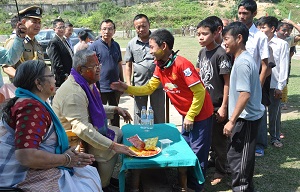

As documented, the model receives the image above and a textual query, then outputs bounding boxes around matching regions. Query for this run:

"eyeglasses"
[56,26,65,29]
[41,74,55,78]
[101,27,114,32]
[82,64,102,70]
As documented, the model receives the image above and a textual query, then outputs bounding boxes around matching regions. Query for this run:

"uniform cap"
[19,6,43,19]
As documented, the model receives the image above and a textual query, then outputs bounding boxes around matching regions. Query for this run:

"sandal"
[255,149,264,157]
[211,178,222,186]
[281,104,288,110]
[210,172,224,185]
[272,140,283,148]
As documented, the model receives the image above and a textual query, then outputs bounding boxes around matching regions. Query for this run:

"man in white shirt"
[74,29,91,54]
[238,0,271,157]
[258,16,289,149]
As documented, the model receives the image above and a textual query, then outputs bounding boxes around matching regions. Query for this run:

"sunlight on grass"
[280,160,300,168]
[253,174,263,178]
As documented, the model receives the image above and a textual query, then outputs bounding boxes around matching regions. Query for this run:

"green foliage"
[228,0,242,20]
[0,8,12,34]
[98,1,123,19]
[265,1,300,22]
[0,0,9,4]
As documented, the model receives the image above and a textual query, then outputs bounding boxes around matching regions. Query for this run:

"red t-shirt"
[153,55,213,121]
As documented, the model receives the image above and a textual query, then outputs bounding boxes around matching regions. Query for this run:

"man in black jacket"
[47,18,74,87]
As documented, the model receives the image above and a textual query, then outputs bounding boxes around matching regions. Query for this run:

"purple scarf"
[71,68,115,141]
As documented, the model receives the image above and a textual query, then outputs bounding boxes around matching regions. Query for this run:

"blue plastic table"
[119,123,204,192]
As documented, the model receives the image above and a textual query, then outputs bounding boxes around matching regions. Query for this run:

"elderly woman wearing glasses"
[0,60,102,192]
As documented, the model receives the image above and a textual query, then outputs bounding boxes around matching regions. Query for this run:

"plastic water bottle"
[140,106,147,129]
[147,106,154,130]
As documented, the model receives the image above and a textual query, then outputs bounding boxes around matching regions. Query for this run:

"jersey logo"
[165,83,178,90]
[183,67,192,77]
[24,49,32,52]
[171,73,177,80]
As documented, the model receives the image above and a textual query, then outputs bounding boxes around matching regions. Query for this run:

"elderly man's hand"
[111,142,137,156]
[115,107,133,123]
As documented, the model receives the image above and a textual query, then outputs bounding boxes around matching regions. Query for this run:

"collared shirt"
[246,24,269,69]
[3,35,43,83]
[88,38,122,92]
[4,35,44,70]
[268,35,290,90]
[124,34,155,86]
[64,36,74,51]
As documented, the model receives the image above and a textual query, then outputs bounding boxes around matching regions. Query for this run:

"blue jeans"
[181,116,212,191]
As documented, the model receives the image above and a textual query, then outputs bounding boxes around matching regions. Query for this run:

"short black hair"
[197,16,222,33]
[238,0,257,14]
[149,29,174,50]
[133,14,149,23]
[100,19,116,29]
[78,30,89,41]
[277,20,289,30]
[65,21,73,28]
[222,22,249,45]
[52,18,64,28]
[258,16,278,30]
[14,60,47,91]
[288,23,294,30]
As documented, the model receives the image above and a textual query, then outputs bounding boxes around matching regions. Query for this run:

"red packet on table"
[127,134,145,150]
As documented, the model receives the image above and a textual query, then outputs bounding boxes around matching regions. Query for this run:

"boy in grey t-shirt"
[222,22,264,191]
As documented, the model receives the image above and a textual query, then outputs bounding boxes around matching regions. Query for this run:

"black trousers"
[211,113,230,176]
[227,118,261,192]
[100,91,120,127]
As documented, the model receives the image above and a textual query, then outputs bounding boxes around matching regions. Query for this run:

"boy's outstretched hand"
[110,80,128,92]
